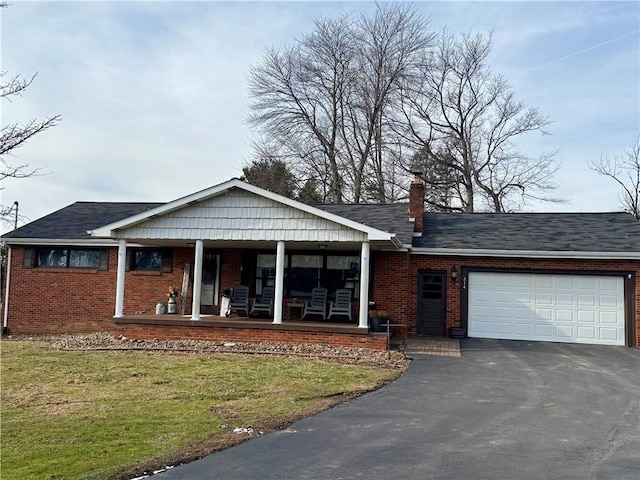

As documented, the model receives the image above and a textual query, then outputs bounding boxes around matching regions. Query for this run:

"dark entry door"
[200,251,219,313]
[417,272,446,336]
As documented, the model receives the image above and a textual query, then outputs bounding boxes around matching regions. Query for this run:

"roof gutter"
[1,238,139,247]
[410,247,640,260]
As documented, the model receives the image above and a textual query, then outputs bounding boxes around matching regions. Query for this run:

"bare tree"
[1,73,60,171]
[248,4,433,204]
[343,4,432,203]
[589,137,640,219]
[398,31,560,212]
[1,0,61,228]
[1,73,61,227]
[1,5,62,227]
[248,14,354,203]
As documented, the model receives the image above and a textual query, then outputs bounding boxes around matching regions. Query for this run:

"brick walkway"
[399,337,461,357]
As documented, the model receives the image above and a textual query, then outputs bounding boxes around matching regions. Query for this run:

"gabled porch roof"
[89,179,402,248]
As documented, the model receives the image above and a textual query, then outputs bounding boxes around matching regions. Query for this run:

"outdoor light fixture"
[318,244,328,250]
[451,265,459,283]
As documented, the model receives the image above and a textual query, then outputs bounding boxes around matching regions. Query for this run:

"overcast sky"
[1,1,638,235]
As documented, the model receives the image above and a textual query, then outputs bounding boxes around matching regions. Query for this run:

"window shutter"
[23,247,35,269]
[125,250,131,271]
[161,249,173,273]
[98,249,109,271]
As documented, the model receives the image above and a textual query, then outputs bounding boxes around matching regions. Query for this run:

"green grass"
[1,340,402,480]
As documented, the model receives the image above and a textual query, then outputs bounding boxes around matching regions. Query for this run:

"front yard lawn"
[1,339,403,480]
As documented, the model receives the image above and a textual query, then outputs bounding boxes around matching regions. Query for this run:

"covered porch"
[89,180,403,347]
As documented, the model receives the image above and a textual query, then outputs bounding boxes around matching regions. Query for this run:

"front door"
[417,271,446,336]
[200,250,220,314]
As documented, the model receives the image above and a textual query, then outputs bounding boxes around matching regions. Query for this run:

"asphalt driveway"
[155,339,640,480]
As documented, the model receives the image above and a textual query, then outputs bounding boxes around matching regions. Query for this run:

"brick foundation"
[113,318,388,350]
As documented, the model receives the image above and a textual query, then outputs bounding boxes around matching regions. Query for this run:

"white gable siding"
[117,190,367,242]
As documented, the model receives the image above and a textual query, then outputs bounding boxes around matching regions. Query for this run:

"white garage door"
[468,272,625,346]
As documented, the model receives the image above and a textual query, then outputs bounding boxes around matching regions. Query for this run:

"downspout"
[3,245,11,335]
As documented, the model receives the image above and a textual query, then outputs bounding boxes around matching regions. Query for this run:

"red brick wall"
[113,322,388,350]
[372,251,639,347]
[2,246,117,334]
[4,245,639,347]
[124,248,193,316]
[2,246,244,335]
[220,248,242,292]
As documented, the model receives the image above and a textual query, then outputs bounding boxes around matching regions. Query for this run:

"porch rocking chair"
[302,287,327,320]
[250,286,275,317]
[328,289,352,321]
[227,286,250,317]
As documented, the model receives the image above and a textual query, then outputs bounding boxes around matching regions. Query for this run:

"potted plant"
[369,310,392,333]
[449,326,466,339]
[167,285,179,314]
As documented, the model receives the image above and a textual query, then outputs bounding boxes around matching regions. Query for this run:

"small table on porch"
[287,302,305,321]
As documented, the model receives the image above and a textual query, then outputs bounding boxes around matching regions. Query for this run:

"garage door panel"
[556,277,575,289]
[534,323,553,337]
[513,323,532,335]
[578,294,597,307]
[514,307,532,320]
[556,325,574,338]
[494,276,512,287]
[515,276,533,288]
[599,277,620,291]
[535,308,552,321]
[556,310,574,322]
[536,292,553,305]
[599,311,620,324]
[578,310,595,323]
[494,322,513,334]
[598,327,621,341]
[494,291,512,304]
[535,276,554,288]
[473,321,494,333]
[577,326,596,340]
[468,272,625,346]
[599,295,619,308]
[577,277,597,290]
[556,293,574,306]
[471,290,492,303]
[515,291,533,304]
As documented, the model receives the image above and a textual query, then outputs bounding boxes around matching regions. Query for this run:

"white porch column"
[114,239,127,318]
[358,240,370,328]
[191,240,204,320]
[272,240,285,324]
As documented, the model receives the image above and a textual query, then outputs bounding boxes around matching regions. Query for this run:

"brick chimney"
[409,175,425,233]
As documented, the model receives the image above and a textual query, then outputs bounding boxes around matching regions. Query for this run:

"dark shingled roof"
[3,200,639,254]
[415,212,640,252]
[1,202,163,239]
[315,203,414,246]
[1,201,413,244]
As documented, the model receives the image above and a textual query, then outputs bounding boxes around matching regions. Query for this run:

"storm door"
[200,250,220,313]
[417,271,446,336]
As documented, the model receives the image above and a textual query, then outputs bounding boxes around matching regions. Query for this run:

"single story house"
[2,177,639,349]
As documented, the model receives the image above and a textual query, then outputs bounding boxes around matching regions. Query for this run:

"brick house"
[2,178,639,349]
